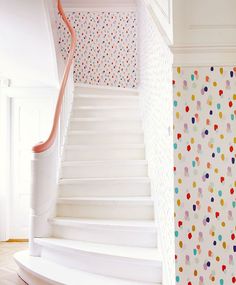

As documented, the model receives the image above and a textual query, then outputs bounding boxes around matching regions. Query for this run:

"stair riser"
[59,181,150,197]
[74,97,139,107]
[57,203,154,220]
[40,248,162,283]
[63,148,145,161]
[72,108,140,118]
[60,164,148,179]
[67,133,144,145]
[69,120,142,131]
[51,225,157,248]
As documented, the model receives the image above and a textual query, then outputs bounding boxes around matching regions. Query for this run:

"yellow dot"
[191,138,195,144]
[233,94,236,100]
[219,112,223,119]
[176,112,180,119]
[178,178,182,184]
[220,67,224,74]
[221,154,225,161]
[193,181,197,188]
[177,67,181,74]
[194,270,198,276]
[177,92,181,97]
[222,241,227,249]
[178,153,182,160]
[234,137,236,144]
[216,256,220,262]
[234,181,236,187]
[221,222,226,227]
[179,241,183,248]
[192,225,196,232]
[214,168,219,174]
[213,82,217,87]
[177,199,181,206]
[220,199,224,206]
[220,134,224,139]
[192,95,195,101]
[179,267,183,272]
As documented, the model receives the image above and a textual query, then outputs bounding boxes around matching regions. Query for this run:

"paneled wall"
[138,2,174,285]
[57,10,138,88]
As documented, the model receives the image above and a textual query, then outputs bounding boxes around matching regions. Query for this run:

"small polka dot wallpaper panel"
[57,11,138,88]
[173,66,236,285]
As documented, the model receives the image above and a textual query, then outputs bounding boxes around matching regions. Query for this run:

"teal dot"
[231,114,234,121]
[220,279,224,285]
[217,147,221,153]
[191,74,195,81]
[174,100,178,107]
[218,234,222,241]
[175,231,179,237]
[175,187,179,194]
[218,190,222,197]
[176,276,180,282]
[217,103,221,110]
[174,143,177,150]
[193,248,197,256]
[192,161,196,167]
[232,201,236,208]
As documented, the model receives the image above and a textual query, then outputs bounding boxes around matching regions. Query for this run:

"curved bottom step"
[15,251,161,285]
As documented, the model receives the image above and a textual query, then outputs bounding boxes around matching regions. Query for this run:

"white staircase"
[15,87,162,284]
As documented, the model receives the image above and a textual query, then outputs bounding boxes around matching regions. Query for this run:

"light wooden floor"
[0,242,28,285]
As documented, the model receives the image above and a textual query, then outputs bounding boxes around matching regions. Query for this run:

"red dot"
[220,177,225,183]
[214,124,218,131]
[229,101,233,108]
[230,188,234,195]
[230,146,234,152]
[231,233,235,240]
[215,212,220,218]
[186,193,191,200]
[219,90,223,96]
[232,276,236,283]
[177,133,182,140]
[222,265,226,272]
[187,145,191,151]
[188,233,192,239]
[185,106,190,112]
[178,221,183,227]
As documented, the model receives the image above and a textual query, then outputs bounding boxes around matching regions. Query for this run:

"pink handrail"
[32,0,76,153]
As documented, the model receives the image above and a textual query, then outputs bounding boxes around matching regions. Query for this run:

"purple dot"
[210,67,214,71]
[205,129,209,135]
[204,86,208,92]
[207,261,211,267]
[233,245,236,252]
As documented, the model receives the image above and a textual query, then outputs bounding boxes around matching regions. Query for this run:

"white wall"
[138,2,174,285]
[0,0,59,86]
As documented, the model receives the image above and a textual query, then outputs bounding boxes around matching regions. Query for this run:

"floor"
[0,242,28,285]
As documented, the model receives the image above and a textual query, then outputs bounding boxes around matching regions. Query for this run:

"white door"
[10,97,54,238]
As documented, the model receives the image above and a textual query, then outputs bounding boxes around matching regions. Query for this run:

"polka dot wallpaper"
[57,11,138,88]
[174,66,236,285]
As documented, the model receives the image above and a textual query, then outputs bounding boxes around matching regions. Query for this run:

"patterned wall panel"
[57,11,138,88]
[174,66,236,285]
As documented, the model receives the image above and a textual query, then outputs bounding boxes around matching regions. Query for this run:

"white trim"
[64,7,137,12]
[172,45,236,67]
[75,83,138,93]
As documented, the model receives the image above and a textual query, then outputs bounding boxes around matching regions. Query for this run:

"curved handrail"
[32,0,76,153]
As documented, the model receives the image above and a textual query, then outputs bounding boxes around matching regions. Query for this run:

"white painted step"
[63,144,145,161]
[73,94,139,107]
[72,106,140,118]
[58,177,150,197]
[60,160,148,179]
[49,218,157,248]
[35,238,162,283]
[69,118,142,131]
[75,86,139,97]
[57,197,154,220]
[15,250,162,285]
[66,130,144,145]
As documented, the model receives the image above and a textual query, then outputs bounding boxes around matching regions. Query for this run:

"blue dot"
[205,129,209,135]
[230,71,234,77]
[217,103,221,110]
[206,217,210,223]
[205,173,209,179]
[213,241,217,246]
[231,114,234,121]
[207,261,211,267]
[211,197,214,202]
[233,245,236,252]
[175,187,179,194]
[232,157,235,164]
[217,147,221,153]
[192,117,195,124]
[193,204,196,211]
[210,67,214,71]
[212,153,215,158]
[204,86,208,92]
[218,190,222,197]
[192,161,196,167]
[209,110,213,115]
[218,235,222,241]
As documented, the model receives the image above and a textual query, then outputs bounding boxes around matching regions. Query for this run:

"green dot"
[218,190,222,197]
[192,161,196,167]
[174,143,177,150]
[176,276,180,282]
[231,114,234,121]
[218,234,222,241]
[191,74,195,81]
[174,100,178,107]
[217,103,221,110]
[220,279,224,285]
[217,147,221,153]
[175,231,179,237]
[193,249,197,256]
[232,201,236,208]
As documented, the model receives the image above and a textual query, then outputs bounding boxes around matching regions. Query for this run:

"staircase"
[15,86,162,284]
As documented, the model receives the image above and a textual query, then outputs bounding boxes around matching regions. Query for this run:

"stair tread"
[74,94,139,99]
[35,238,161,263]
[64,144,145,149]
[62,160,148,166]
[50,217,156,229]
[57,197,153,203]
[15,250,161,285]
[73,106,139,110]
[70,117,141,121]
[68,130,143,134]
[59,177,150,184]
